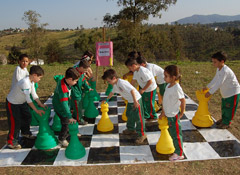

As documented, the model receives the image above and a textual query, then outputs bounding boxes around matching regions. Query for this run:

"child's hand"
[36,110,45,116]
[205,92,211,98]
[89,88,93,91]
[69,118,76,124]
[39,104,48,110]
[159,113,164,119]
[133,101,140,109]
[179,113,184,119]
[139,89,145,94]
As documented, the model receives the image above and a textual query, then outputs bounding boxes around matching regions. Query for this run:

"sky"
[0,0,240,30]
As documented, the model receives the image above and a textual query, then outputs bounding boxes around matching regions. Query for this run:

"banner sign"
[96,41,113,66]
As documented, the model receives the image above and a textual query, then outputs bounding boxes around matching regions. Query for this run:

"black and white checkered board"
[1,92,240,167]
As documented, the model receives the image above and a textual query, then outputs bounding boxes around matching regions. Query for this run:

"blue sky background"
[0,0,240,30]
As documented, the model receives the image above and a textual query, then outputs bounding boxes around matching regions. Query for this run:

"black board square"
[185,104,198,111]
[119,133,148,146]
[117,101,126,106]
[87,147,120,164]
[209,140,240,157]
[145,121,159,132]
[149,145,173,161]
[93,124,119,135]
[83,116,96,124]
[21,149,59,165]
[78,135,92,148]
[118,115,127,123]
[182,130,206,142]
[19,137,36,148]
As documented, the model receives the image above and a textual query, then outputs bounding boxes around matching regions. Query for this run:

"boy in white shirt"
[10,54,29,91]
[6,66,47,149]
[102,69,147,144]
[125,58,158,120]
[204,51,240,129]
[136,56,167,104]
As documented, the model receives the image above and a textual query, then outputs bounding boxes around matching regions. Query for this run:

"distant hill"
[173,14,240,24]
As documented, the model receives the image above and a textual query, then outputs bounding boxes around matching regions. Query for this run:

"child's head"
[128,51,141,59]
[19,54,29,69]
[164,65,181,83]
[77,59,90,73]
[125,58,139,72]
[136,56,147,67]
[65,67,80,86]
[102,69,118,85]
[81,50,94,64]
[211,51,227,68]
[29,66,44,83]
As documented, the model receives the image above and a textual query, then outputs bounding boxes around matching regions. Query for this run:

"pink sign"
[96,41,113,66]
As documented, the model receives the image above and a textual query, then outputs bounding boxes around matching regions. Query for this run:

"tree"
[45,39,64,63]
[8,46,22,64]
[22,10,48,64]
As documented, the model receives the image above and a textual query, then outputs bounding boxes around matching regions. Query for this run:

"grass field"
[0,61,240,175]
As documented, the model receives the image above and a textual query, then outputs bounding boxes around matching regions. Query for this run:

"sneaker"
[21,134,36,139]
[217,123,230,129]
[135,134,147,144]
[59,140,69,147]
[123,129,137,135]
[7,143,21,149]
[169,153,184,161]
[216,119,222,125]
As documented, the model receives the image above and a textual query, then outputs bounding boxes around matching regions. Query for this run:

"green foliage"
[22,10,48,62]
[45,39,64,63]
[8,46,22,64]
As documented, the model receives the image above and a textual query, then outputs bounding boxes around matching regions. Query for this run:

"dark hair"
[164,65,181,81]
[78,59,90,68]
[102,69,118,80]
[125,58,138,66]
[19,54,28,61]
[211,51,227,62]
[136,56,147,65]
[65,67,80,80]
[82,50,93,58]
[128,51,141,59]
[29,66,44,76]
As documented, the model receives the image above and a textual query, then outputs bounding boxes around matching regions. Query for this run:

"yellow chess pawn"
[97,102,114,132]
[122,100,128,122]
[156,116,175,154]
[192,89,214,127]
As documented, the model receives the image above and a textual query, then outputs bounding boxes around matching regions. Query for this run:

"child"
[72,60,92,125]
[10,54,29,91]
[6,65,46,149]
[125,58,158,120]
[136,56,167,101]
[102,69,147,144]
[159,65,186,161]
[52,67,80,147]
[204,51,240,129]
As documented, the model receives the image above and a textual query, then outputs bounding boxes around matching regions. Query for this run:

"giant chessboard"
[0,92,240,167]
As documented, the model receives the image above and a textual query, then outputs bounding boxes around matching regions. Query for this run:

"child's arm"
[35,98,48,109]
[28,102,45,116]
[139,79,152,94]
[102,92,114,104]
[179,98,186,119]
[159,109,165,119]
[130,89,139,109]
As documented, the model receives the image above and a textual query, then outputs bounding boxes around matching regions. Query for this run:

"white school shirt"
[10,66,29,90]
[7,76,38,104]
[112,79,141,103]
[207,65,240,98]
[133,66,157,92]
[146,63,165,84]
[163,83,185,117]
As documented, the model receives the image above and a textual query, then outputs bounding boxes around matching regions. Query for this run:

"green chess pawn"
[34,107,58,150]
[30,97,39,126]
[84,90,99,118]
[82,91,89,110]
[90,81,100,101]
[51,113,62,132]
[65,122,86,160]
